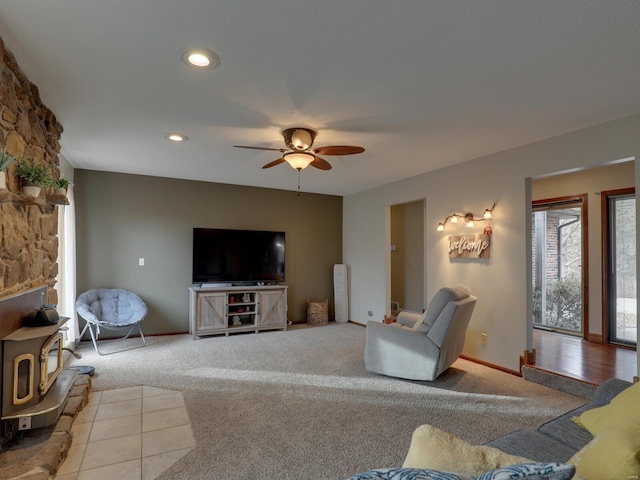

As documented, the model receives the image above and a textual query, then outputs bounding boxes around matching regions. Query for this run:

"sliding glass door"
[532,196,586,335]
[604,189,636,346]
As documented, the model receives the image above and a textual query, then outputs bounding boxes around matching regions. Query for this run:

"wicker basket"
[307,299,329,326]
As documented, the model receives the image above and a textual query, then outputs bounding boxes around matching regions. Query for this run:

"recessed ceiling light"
[181,48,220,69]
[166,133,189,142]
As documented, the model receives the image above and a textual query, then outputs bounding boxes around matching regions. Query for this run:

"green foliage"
[532,287,542,319]
[533,278,582,331]
[14,159,54,187]
[0,146,16,172]
[545,278,582,331]
[54,177,70,188]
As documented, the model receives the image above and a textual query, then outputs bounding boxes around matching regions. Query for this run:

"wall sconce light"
[437,203,495,233]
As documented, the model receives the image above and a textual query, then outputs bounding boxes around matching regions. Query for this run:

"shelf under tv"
[188,285,288,338]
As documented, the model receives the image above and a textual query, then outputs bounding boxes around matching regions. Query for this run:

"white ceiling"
[1,1,639,196]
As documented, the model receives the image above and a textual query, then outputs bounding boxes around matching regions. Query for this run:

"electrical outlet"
[18,416,31,430]
[481,333,488,345]
[368,310,373,317]
[138,257,145,266]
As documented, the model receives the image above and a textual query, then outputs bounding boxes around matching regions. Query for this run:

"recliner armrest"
[365,320,442,381]
[396,310,423,328]
[366,320,440,356]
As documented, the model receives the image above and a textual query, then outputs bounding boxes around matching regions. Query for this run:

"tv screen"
[192,228,285,284]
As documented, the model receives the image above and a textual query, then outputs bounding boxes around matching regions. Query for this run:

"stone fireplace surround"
[1,36,64,303]
[1,34,67,435]
[0,34,86,478]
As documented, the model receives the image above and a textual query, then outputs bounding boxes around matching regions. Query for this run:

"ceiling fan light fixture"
[284,152,314,170]
[235,127,361,172]
[181,48,220,69]
[291,129,313,150]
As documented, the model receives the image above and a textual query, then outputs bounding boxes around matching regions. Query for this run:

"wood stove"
[0,287,77,436]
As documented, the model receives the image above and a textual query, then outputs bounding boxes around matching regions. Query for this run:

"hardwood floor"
[532,329,638,385]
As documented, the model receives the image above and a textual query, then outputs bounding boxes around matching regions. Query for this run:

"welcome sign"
[448,234,491,259]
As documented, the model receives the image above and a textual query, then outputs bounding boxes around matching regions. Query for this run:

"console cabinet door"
[196,292,226,332]
[257,290,286,326]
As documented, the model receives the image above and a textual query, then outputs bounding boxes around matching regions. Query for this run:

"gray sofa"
[484,377,633,462]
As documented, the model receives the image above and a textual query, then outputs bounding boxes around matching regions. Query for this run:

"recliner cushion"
[424,285,470,328]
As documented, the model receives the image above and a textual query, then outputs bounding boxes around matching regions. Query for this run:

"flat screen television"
[192,228,285,284]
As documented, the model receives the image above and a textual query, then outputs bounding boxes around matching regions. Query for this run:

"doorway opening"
[390,200,425,313]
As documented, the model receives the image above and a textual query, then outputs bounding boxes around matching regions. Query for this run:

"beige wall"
[532,161,635,339]
[74,170,343,334]
[344,114,640,375]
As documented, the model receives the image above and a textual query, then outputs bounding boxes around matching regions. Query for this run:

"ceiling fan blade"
[311,145,365,156]
[262,158,286,169]
[234,145,288,153]
[310,156,332,170]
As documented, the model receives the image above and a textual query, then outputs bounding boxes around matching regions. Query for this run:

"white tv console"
[188,285,288,338]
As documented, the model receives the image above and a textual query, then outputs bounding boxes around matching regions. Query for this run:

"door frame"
[388,199,426,315]
[532,194,589,338]
[601,187,636,346]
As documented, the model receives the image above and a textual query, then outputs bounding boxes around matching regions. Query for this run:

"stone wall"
[0,36,64,304]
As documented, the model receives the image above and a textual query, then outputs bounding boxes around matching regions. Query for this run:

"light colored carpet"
[522,365,597,400]
[68,323,586,480]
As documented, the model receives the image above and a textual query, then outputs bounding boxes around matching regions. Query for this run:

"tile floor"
[55,386,195,480]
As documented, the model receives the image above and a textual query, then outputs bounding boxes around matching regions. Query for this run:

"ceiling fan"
[234,127,365,171]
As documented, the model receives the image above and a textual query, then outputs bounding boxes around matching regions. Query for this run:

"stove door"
[39,332,63,396]
[13,353,35,406]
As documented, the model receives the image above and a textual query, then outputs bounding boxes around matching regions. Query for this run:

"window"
[603,189,636,347]
[532,195,587,335]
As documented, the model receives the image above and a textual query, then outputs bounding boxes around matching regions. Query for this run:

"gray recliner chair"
[365,285,477,381]
[76,288,148,355]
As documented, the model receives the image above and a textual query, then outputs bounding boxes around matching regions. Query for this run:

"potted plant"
[53,177,70,195]
[0,146,16,190]
[14,158,54,197]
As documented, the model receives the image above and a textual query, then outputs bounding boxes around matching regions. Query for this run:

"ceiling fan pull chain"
[297,169,301,196]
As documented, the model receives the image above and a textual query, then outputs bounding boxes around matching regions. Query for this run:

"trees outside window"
[532,197,585,335]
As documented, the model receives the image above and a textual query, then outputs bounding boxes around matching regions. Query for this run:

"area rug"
[68,323,587,480]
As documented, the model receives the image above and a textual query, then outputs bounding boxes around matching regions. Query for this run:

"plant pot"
[0,171,6,190]
[54,187,67,196]
[22,184,42,198]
